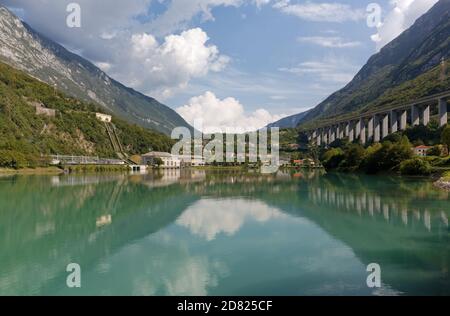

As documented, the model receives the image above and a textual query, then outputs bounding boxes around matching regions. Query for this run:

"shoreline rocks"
[434,178,450,191]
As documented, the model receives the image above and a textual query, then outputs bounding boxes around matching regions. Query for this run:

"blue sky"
[175,1,373,112]
[1,0,438,131]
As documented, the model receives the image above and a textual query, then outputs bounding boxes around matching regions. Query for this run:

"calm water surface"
[0,170,449,295]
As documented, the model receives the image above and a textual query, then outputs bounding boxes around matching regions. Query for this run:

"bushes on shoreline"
[0,150,27,169]
[364,137,413,174]
[320,132,450,177]
[65,164,129,173]
[318,124,450,177]
[400,158,432,175]
[321,136,414,174]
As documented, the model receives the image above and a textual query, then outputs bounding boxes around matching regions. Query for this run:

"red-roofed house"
[413,145,432,157]
[293,159,316,167]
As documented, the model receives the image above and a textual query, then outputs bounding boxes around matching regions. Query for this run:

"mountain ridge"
[0,6,191,135]
[267,110,310,129]
[272,0,450,129]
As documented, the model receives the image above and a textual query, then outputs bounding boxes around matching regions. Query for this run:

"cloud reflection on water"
[177,198,287,241]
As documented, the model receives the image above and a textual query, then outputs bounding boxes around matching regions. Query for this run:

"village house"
[293,159,316,167]
[413,145,433,157]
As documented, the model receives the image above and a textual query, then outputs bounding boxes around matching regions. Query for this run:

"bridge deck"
[308,90,450,131]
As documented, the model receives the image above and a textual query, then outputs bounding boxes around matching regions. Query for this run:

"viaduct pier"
[307,91,450,146]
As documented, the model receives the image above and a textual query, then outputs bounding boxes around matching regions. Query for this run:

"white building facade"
[96,113,112,123]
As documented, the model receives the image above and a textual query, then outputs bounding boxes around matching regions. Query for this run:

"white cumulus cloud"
[0,0,270,100]
[297,36,362,48]
[372,0,438,50]
[273,1,365,22]
[279,56,360,84]
[176,91,284,133]
[142,0,272,36]
[115,28,230,99]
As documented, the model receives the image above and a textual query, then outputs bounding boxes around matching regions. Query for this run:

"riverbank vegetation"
[0,166,63,175]
[399,158,432,176]
[0,164,130,174]
[321,136,413,174]
[319,125,450,176]
[64,165,129,173]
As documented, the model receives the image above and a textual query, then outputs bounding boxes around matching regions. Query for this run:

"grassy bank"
[0,167,64,175]
[0,164,132,175]
[64,164,129,173]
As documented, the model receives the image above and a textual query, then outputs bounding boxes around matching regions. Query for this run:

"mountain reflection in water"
[0,170,448,295]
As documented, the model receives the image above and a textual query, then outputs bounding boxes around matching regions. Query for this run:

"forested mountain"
[0,61,174,164]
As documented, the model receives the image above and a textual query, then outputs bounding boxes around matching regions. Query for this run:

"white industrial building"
[96,113,112,123]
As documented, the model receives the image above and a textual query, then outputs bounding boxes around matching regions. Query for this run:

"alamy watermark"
[66,3,81,28]
[366,263,381,288]
[367,3,383,43]
[66,2,385,40]
[367,3,383,29]
[66,263,81,288]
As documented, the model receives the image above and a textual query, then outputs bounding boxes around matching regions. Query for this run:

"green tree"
[329,138,348,148]
[388,136,413,167]
[0,150,27,169]
[427,145,442,157]
[400,158,432,176]
[404,124,441,146]
[307,143,319,165]
[363,136,412,174]
[442,126,450,154]
[321,148,344,170]
[339,144,366,171]
[153,157,164,168]
[382,133,402,143]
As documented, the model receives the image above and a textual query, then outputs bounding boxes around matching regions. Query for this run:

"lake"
[0,170,449,295]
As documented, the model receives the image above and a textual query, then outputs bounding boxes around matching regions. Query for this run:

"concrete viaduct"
[307,91,450,146]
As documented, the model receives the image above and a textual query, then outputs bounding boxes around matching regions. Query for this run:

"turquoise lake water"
[0,170,449,295]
